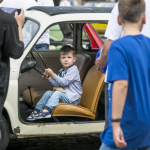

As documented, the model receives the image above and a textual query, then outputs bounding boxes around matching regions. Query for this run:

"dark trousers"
[104,82,109,129]
[35,43,49,50]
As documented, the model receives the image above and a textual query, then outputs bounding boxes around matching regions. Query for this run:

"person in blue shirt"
[100,0,150,149]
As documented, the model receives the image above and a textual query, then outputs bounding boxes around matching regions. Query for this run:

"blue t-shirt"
[100,34,150,149]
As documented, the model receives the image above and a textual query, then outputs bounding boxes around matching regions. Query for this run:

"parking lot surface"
[6,134,101,150]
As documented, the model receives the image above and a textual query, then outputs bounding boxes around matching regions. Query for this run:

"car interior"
[19,21,107,124]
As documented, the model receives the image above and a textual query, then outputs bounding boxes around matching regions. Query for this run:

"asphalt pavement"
[6,134,101,150]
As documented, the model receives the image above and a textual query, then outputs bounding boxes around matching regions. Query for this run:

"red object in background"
[84,23,104,49]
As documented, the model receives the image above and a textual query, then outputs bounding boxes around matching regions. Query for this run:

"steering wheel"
[21,48,49,78]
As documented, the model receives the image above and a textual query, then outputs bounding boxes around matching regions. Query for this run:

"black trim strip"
[28,6,113,16]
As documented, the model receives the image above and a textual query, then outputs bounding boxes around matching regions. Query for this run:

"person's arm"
[95,3,123,71]
[42,72,59,87]
[51,74,74,86]
[45,67,77,87]
[14,8,25,42]
[112,80,128,148]
[2,8,24,59]
[95,40,113,71]
[107,41,129,148]
[49,78,60,87]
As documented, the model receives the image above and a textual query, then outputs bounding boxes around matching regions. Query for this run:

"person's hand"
[112,123,127,148]
[95,54,107,72]
[42,72,51,81]
[45,68,55,77]
[14,8,25,28]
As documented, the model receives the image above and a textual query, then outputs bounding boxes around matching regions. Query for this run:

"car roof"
[28,6,112,16]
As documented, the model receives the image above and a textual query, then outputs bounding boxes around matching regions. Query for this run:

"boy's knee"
[52,91,63,98]
[45,91,53,95]
[53,91,62,95]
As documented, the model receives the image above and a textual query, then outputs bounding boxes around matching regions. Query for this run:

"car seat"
[23,54,91,106]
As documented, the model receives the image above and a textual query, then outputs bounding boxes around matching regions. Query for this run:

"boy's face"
[59,52,76,68]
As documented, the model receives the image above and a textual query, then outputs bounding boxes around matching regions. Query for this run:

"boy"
[100,0,150,149]
[27,45,82,120]
[95,0,150,129]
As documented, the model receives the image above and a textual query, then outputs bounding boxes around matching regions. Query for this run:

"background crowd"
[54,0,118,6]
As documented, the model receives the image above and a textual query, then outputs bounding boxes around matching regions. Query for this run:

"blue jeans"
[100,143,150,150]
[35,91,80,112]
[35,43,49,50]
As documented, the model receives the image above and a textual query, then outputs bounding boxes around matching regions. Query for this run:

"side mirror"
[21,60,36,73]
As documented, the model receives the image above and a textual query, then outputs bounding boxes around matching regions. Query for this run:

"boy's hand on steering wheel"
[45,68,55,77]
[42,72,51,81]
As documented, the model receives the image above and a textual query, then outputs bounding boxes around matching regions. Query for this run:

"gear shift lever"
[27,85,34,109]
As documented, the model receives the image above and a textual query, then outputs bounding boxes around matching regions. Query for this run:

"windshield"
[22,19,39,49]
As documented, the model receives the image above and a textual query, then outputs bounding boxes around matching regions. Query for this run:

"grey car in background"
[83,1,116,8]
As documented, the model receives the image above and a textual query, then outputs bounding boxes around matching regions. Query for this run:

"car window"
[49,23,74,50]
[82,27,91,49]
[92,23,107,43]
[82,23,107,51]
[50,25,64,42]
[22,19,39,49]
[33,23,73,51]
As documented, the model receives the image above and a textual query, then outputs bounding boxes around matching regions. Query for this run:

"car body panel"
[16,122,105,137]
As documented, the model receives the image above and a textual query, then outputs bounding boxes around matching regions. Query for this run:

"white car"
[0,6,111,150]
